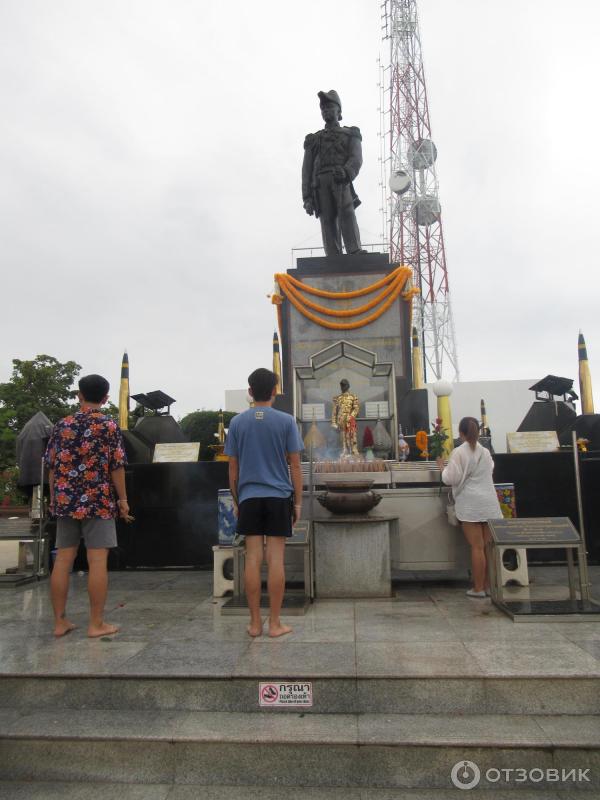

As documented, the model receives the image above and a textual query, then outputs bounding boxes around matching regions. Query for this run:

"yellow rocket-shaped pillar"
[273,331,283,395]
[118,351,129,430]
[433,380,454,456]
[578,331,594,414]
[411,327,424,389]
[480,399,489,436]
[216,409,225,445]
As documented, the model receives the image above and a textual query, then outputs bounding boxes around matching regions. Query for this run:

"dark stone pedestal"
[279,253,412,421]
[120,461,229,568]
[294,252,393,275]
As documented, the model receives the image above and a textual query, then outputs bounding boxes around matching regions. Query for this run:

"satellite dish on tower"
[390,169,411,195]
[412,194,441,226]
[408,138,437,170]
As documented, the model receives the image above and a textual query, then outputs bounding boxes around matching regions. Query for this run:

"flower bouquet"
[429,418,449,496]
[428,417,449,460]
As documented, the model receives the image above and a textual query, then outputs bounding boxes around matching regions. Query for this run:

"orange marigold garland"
[272,266,418,331]
[279,270,409,318]
[280,266,407,299]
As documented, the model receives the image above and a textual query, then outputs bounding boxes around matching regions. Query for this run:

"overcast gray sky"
[1,0,599,416]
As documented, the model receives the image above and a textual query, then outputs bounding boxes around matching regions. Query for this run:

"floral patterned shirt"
[44,409,127,519]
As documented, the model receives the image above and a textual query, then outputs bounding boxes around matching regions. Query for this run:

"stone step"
[1,674,599,716]
[0,710,598,791]
[0,784,582,800]
[2,708,599,748]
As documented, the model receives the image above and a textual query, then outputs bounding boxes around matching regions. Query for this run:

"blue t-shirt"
[224,406,303,504]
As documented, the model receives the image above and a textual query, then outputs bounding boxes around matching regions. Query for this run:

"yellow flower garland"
[273,266,418,331]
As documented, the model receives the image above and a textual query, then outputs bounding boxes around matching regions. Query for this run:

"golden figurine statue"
[209,409,229,461]
[331,379,360,456]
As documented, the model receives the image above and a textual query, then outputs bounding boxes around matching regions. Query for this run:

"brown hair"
[459,416,479,450]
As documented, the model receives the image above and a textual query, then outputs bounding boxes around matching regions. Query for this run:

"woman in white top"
[436,416,502,597]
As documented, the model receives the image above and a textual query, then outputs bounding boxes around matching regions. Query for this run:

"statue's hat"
[318,89,342,120]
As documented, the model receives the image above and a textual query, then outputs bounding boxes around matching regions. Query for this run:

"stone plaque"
[365,401,390,419]
[153,442,200,463]
[506,431,559,453]
[302,403,326,421]
[488,517,580,546]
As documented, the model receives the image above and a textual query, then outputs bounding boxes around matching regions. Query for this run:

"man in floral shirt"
[44,374,129,637]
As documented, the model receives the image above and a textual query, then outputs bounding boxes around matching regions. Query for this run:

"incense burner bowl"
[317,479,382,515]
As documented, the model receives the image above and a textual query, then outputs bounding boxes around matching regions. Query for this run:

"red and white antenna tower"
[379,0,459,382]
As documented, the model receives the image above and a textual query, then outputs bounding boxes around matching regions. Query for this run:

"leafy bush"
[1,467,27,506]
[179,410,237,461]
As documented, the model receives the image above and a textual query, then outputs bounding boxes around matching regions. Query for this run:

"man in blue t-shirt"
[224,368,303,638]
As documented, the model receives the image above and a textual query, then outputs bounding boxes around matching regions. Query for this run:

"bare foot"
[247,620,263,637]
[268,620,292,638]
[53,619,76,638]
[88,622,119,638]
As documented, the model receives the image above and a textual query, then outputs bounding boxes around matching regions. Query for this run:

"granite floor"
[1,566,599,679]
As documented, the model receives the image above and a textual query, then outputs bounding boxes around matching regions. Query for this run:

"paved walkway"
[1,567,599,679]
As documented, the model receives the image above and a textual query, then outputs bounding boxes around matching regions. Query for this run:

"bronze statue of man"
[302,90,367,257]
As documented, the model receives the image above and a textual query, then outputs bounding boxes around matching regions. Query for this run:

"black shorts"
[237,496,293,537]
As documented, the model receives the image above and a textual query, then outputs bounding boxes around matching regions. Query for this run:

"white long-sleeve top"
[441,441,502,523]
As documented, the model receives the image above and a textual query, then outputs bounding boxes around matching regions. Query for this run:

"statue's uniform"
[332,391,360,456]
[302,125,364,256]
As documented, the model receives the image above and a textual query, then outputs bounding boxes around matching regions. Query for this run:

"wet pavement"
[1,566,599,679]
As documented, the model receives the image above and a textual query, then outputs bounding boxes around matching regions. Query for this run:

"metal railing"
[290,243,389,267]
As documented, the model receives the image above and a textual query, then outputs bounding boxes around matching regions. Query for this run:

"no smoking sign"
[259,682,313,707]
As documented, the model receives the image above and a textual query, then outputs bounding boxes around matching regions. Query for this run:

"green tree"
[101,400,121,421]
[0,407,18,479]
[180,410,237,461]
[0,355,81,469]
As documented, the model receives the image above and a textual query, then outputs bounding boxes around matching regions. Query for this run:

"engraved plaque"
[302,403,326,421]
[153,442,201,463]
[488,517,580,546]
[365,401,390,419]
[506,431,559,453]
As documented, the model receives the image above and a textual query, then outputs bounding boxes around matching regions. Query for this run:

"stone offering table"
[312,513,398,598]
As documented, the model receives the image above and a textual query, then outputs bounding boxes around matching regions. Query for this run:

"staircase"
[1,671,599,797]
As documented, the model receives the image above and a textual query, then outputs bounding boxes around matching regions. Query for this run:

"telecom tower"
[380,0,459,382]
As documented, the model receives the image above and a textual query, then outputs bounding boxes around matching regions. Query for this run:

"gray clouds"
[1,0,599,413]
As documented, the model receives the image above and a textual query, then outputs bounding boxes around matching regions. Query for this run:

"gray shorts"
[56,517,117,550]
